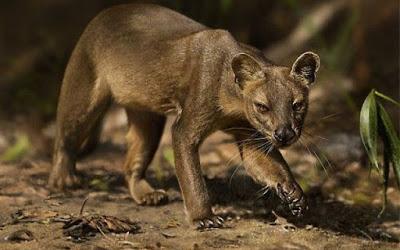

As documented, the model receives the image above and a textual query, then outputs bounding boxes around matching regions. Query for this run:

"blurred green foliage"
[90,177,110,191]
[322,8,359,72]
[0,134,30,162]
[163,147,175,167]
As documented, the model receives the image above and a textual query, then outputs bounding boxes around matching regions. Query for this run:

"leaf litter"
[62,214,140,242]
[6,197,140,243]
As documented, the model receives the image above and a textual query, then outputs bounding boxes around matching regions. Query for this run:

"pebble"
[5,229,34,242]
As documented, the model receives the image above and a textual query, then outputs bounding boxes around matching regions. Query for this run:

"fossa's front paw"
[128,178,169,206]
[276,183,307,217]
[138,190,169,206]
[193,215,224,230]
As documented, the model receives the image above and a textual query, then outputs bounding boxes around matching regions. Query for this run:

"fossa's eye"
[292,101,304,112]
[254,102,270,113]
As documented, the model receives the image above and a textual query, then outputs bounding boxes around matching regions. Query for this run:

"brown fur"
[48,4,320,229]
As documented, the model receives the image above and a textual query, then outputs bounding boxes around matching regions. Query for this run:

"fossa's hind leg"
[78,117,104,157]
[49,50,111,190]
[124,109,168,205]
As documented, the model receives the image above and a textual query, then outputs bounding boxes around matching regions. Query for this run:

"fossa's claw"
[276,183,307,217]
[195,215,225,230]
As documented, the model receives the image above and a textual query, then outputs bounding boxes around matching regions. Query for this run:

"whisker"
[242,143,275,202]
[220,127,258,133]
[241,141,273,189]
[301,136,333,170]
[299,137,328,176]
[302,130,329,141]
[227,133,261,189]
[305,112,341,126]
[313,148,328,176]
[255,186,271,200]
[228,164,242,188]
[227,132,274,194]
[241,140,272,173]
[256,185,270,195]
[320,113,341,120]
[304,135,333,169]
[235,137,269,145]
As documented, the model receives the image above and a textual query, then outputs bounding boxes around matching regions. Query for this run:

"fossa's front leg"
[171,109,224,229]
[235,132,307,216]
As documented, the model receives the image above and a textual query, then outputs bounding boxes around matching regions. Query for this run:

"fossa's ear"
[290,52,320,86]
[231,53,265,89]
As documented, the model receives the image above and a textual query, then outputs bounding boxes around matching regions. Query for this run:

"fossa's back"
[69,4,232,113]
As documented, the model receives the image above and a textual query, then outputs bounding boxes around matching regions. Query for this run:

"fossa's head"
[232,52,320,148]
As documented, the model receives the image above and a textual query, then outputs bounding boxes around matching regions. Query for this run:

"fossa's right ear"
[231,53,265,89]
[290,52,320,86]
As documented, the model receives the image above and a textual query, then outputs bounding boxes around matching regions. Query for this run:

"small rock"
[5,229,34,242]
[306,224,314,230]
[161,231,176,238]
[282,223,297,232]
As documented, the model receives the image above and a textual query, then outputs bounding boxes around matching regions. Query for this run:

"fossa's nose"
[274,126,295,144]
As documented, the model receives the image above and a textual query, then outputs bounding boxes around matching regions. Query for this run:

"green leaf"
[374,91,400,107]
[360,90,379,169]
[378,103,400,188]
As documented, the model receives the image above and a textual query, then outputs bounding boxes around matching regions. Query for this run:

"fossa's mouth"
[257,130,298,149]
[273,136,298,148]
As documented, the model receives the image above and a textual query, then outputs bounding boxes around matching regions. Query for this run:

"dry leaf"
[62,214,140,241]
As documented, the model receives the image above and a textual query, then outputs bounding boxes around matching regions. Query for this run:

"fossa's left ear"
[290,51,320,85]
[231,53,265,89]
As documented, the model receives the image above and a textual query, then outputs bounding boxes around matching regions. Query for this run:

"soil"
[0,77,399,250]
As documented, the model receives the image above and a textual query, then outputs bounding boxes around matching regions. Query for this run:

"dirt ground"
[0,78,399,250]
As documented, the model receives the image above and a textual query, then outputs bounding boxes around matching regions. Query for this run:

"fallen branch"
[264,0,351,61]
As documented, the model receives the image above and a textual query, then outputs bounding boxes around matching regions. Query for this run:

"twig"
[96,225,117,244]
[356,227,373,241]
[79,197,89,216]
